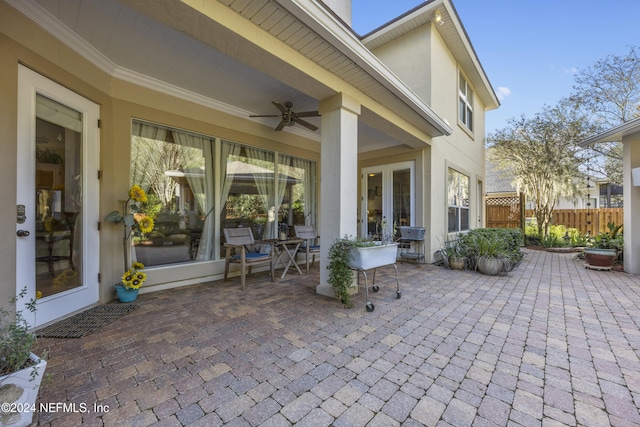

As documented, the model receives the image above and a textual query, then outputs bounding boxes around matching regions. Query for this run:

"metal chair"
[223,228,274,291]
[294,225,320,273]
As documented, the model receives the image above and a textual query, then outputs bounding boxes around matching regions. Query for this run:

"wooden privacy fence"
[486,194,524,229]
[524,208,624,235]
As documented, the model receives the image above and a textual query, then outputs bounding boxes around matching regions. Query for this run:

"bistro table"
[268,238,304,278]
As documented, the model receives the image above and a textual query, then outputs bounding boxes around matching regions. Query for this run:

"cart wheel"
[366,302,375,312]
[396,291,401,299]
[372,285,379,293]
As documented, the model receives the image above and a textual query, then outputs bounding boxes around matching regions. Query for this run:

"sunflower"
[129,184,148,203]
[132,261,145,270]
[137,216,154,234]
[121,270,135,288]
[127,272,146,289]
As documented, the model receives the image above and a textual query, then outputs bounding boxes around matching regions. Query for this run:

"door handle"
[17,230,30,237]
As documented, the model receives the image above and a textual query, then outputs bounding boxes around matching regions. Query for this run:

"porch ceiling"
[12,0,437,153]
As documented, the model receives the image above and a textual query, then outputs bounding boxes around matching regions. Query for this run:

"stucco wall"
[370,21,488,260]
[624,132,640,274]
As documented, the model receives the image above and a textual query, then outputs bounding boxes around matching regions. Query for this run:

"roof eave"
[578,117,640,147]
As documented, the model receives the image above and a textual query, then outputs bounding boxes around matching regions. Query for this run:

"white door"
[16,65,100,327]
[361,161,415,239]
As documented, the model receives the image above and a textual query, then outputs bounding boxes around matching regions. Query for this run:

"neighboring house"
[1,0,498,326]
[486,151,610,210]
[579,117,640,275]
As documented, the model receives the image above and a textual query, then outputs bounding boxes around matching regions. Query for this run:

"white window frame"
[447,167,470,233]
[458,71,474,132]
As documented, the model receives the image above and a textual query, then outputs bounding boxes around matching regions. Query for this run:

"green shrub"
[457,228,524,271]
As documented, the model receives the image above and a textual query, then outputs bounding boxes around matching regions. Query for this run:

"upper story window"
[458,72,474,132]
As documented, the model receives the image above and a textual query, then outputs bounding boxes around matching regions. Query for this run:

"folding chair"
[294,225,320,273]
[223,228,274,291]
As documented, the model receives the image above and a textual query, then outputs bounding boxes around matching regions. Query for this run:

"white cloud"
[496,86,511,101]
[563,67,578,74]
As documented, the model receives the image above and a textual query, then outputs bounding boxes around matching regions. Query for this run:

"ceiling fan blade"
[272,101,288,114]
[295,111,320,117]
[250,114,280,117]
[275,120,286,131]
[295,118,318,131]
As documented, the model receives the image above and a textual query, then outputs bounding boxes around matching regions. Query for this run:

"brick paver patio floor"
[32,249,640,426]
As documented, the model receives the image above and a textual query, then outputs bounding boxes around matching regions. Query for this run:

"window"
[448,168,469,232]
[129,121,317,267]
[220,143,317,240]
[130,120,215,265]
[459,72,473,132]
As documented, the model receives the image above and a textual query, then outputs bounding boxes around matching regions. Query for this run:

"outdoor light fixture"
[432,10,444,26]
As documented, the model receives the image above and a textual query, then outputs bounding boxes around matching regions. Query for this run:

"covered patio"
[33,250,640,426]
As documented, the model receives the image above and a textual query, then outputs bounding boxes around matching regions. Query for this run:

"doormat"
[36,304,138,338]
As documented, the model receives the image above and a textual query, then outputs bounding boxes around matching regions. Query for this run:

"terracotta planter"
[349,243,398,270]
[584,248,617,268]
[0,353,47,427]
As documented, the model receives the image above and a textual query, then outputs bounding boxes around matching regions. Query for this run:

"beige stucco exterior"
[1,0,497,321]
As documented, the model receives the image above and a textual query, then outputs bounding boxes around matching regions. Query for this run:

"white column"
[624,134,640,274]
[317,93,360,296]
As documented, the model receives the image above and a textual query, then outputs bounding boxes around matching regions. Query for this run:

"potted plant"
[349,219,399,270]
[327,236,358,308]
[105,185,155,299]
[464,232,509,275]
[0,287,47,427]
[115,262,148,302]
[439,235,466,270]
[584,223,623,269]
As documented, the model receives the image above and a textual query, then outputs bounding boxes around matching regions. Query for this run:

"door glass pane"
[366,172,382,239]
[35,94,82,298]
[393,169,411,235]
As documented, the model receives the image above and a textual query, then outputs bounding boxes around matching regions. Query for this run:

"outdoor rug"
[36,304,138,338]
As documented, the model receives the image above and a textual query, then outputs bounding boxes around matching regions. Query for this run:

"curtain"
[245,147,275,239]
[130,121,167,193]
[173,131,215,261]
[276,154,291,228]
[295,157,316,225]
[220,141,242,227]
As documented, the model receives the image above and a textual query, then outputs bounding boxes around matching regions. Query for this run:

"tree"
[488,102,600,238]
[570,45,640,184]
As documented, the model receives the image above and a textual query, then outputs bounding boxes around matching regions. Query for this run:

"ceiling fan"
[250,101,320,131]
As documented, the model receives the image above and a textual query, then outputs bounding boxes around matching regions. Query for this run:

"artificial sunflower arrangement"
[105,184,155,272]
[121,262,147,290]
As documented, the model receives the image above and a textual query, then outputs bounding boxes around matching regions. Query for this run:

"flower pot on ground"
[0,288,47,427]
[448,256,466,270]
[584,248,618,269]
[477,256,506,275]
[115,262,147,302]
[584,223,623,270]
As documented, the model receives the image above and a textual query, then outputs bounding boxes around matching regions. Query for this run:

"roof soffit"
[217,0,452,137]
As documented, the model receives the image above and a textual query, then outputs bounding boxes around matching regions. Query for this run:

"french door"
[361,161,415,239]
[16,65,100,327]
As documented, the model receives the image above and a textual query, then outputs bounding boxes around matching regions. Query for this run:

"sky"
[351,0,640,135]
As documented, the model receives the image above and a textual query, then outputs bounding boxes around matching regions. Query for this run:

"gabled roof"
[360,0,499,111]
[578,116,640,146]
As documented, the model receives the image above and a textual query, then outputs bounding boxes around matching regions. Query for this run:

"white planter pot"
[0,353,47,427]
[350,243,398,270]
